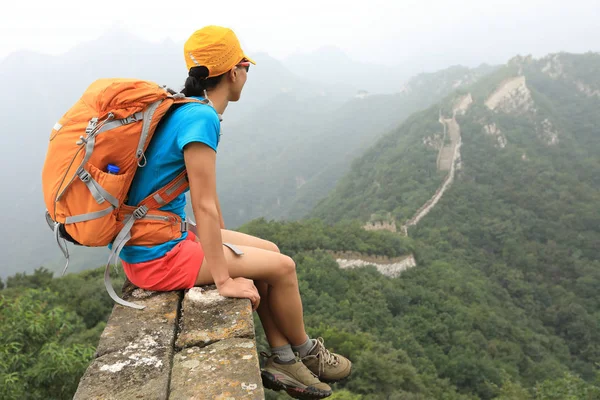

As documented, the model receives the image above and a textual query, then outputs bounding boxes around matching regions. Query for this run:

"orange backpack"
[42,78,204,309]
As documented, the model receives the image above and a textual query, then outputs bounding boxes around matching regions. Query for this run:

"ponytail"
[182,66,224,97]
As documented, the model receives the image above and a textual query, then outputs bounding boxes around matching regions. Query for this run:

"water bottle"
[107,164,120,175]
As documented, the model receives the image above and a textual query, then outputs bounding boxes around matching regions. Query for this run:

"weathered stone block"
[73,330,174,400]
[73,282,182,400]
[96,288,182,357]
[73,281,265,399]
[176,287,254,349]
[170,338,264,400]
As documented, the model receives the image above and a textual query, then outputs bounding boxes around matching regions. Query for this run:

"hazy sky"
[1,0,599,69]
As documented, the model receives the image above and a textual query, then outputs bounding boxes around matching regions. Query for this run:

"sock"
[271,344,296,363]
[292,336,316,358]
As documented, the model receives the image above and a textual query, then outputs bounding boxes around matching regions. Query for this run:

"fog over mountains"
[3,24,594,280]
[0,26,496,277]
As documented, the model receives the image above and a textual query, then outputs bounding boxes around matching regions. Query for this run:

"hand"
[217,277,260,311]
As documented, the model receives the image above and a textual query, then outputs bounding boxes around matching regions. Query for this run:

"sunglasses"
[237,61,250,72]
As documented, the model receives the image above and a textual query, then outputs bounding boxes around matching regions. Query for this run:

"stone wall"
[401,96,472,236]
[327,250,408,264]
[335,254,417,278]
[73,281,264,400]
[363,219,397,232]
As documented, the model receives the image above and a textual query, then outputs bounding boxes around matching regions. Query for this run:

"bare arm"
[184,142,228,286]
[215,193,225,229]
[183,142,259,308]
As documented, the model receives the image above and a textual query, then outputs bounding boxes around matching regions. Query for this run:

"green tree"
[6,267,53,289]
[495,379,531,400]
[330,390,364,399]
[0,288,95,400]
[534,372,600,400]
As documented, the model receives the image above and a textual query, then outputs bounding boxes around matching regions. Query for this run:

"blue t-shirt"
[118,97,220,263]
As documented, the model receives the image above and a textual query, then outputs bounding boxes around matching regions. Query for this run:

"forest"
[2,53,600,400]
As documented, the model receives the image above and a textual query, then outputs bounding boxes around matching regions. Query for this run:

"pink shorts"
[121,231,204,291]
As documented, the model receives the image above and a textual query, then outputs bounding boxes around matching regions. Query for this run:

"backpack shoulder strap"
[134,95,214,210]
[138,169,189,210]
[172,94,223,121]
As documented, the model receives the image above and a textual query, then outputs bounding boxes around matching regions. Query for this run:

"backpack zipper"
[142,214,172,221]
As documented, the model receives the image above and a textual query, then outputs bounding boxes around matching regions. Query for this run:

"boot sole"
[261,370,332,399]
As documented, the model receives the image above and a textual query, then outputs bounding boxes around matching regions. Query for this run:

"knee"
[279,254,296,278]
[266,241,280,253]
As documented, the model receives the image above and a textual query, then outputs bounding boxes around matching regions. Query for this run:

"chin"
[229,88,244,102]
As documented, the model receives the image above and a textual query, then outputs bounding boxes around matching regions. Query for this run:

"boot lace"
[315,337,340,375]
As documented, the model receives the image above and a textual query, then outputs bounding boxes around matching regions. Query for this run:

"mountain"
[306,51,600,396]
[312,52,600,228]
[219,63,498,227]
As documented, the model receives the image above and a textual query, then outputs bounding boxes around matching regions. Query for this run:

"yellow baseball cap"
[183,25,256,77]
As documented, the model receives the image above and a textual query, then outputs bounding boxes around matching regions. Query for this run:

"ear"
[228,68,238,82]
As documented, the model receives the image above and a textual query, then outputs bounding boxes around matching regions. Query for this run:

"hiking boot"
[260,352,332,399]
[301,337,352,383]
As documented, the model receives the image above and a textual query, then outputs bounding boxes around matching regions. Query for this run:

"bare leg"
[255,281,289,348]
[195,230,308,346]
[219,230,300,347]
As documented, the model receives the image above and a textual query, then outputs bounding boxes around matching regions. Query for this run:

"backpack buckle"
[133,205,149,219]
[120,112,142,125]
[85,118,98,134]
[77,168,91,183]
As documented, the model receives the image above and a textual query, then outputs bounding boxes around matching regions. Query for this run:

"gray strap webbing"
[53,222,70,276]
[80,112,142,168]
[56,112,143,203]
[56,136,95,202]
[136,101,163,165]
[180,217,242,255]
[111,205,148,254]
[180,221,188,232]
[223,243,244,256]
[80,135,97,175]
[65,206,114,224]
[106,206,148,272]
[104,231,145,310]
[45,210,55,231]
[182,217,242,256]
[89,177,119,208]
[165,175,187,196]
[83,176,105,204]
[153,193,166,206]
[185,217,197,235]
[103,207,148,310]
[46,212,70,275]
[77,168,119,208]
[97,112,143,135]
[114,214,135,248]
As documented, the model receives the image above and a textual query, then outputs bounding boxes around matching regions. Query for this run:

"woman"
[118,25,351,399]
